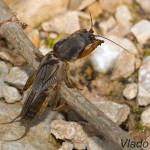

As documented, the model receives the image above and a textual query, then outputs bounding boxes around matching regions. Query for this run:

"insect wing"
[21,55,59,118]
[90,35,136,73]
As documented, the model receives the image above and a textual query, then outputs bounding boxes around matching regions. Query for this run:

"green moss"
[110,90,115,96]
[130,108,142,115]
[5,83,10,86]
[135,121,146,131]
[45,37,55,48]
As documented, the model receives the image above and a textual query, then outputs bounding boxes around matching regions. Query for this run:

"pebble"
[90,35,137,73]
[69,0,95,10]
[123,83,138,100]
[100,0,132,13]
[2,85,22,103]
[136,0,150,13]
[131,20,150,45]
[141,107,150,128]
[92,100,130,125]
[99,16,116,35]
[138,56,150,106]
[28,29,39,48]
[0,77,4,98]
[6,0,69,32]
[111,50,135,80]
[51,120,88,149]
[2,66,35,90]
[42,11,80,34]
[0,48,25,66]
[115,5,132,27]
[85,1,102,18]
[0,61,8,75]
[58,142,73,150]
[0,101,58,150]
[39,48,52,55]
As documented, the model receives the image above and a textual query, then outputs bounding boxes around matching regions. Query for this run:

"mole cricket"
[0,15,133,141]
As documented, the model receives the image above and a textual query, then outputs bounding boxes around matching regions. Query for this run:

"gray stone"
[131,20,150,45]
[90,35,137,73]
[92,100,130,125]
[3,66,35,90]
[115,5,132,27]
[42,11,80,34]
[136,0,150,13]
[69,0,95,10]
[0,77,4,98]
[111,50,135,80]
[99,0,132,13]
[51,120,88,149]
[5,0,69,32]
[99,16,116,35]
[123,83,138,100]
[0,61,8,75]
[2,85,22,103]
[0,48,25,66]
[138,56,150,106]
[58,142,73,150]
[141,107,150,128]
[0,101,63,150]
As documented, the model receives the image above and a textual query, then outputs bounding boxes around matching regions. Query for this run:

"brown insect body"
[1,27,104,141]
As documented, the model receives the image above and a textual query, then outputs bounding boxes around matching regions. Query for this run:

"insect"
[0,15,133,142]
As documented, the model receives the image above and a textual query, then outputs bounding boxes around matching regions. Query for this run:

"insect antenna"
[0,115,21,124]
[4,120,29,142]
[89,11,94,33]
[95,35,135,55]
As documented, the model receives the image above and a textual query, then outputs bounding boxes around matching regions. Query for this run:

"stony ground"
[0,0,150,150]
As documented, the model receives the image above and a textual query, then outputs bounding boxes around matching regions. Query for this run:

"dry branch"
[0,0,139,150]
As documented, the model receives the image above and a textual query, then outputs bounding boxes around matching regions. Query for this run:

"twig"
[0,0,139,150]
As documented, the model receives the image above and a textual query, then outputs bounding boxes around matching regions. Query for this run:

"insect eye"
[88,35,94,41]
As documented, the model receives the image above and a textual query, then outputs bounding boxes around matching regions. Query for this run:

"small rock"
[85,1,102,18]
[136,0,150,13]
[5,0,69,32]
[90,35,137,73]
[0,60,8,75]
[39,48,52,55]
[123,83,138,100]
[138,56,150,106]
[99,0,132,13]
[51,120,88,149]
[87,136,103,150]
[115,5,132,27]
[69,0,95,10]
[131,20,150,45]
[0,101,58,150]
[42,11,80,34]
[0,48,25,66]
[111,50,135,80]
[141,107,150,128]
[87,136,119,150]
[28,29,39,48]
[49,33,58,39]
[92,100,130,125]
[3,66,35,90]
[107,24,131,37]
[2,85,22,103]
[0,77,4,98]
[99,16,116,35]
[58,142,73,150]
[135,58,142,70]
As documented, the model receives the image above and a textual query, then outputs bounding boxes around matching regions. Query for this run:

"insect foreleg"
[64,63,82,90]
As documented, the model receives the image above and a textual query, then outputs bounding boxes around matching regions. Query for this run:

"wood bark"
[0,0,139,149]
